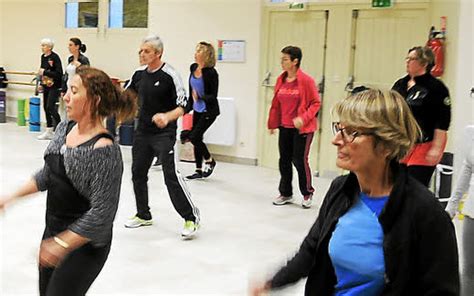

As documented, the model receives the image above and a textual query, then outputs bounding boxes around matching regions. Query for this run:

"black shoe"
[203,159,216,178]
[186,171,203,180]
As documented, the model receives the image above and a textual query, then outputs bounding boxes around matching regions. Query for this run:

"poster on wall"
[217,40,246,63]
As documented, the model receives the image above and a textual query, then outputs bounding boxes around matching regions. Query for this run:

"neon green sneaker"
[124,215,153,228]
[181,220,199,239]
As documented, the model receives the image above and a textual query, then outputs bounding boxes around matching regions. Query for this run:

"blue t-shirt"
[190,74,206,113]
[328,193,389,296]
[360,192,389,217]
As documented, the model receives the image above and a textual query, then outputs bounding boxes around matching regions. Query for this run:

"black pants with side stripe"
[131,130,199,223]
[278,127,315,197]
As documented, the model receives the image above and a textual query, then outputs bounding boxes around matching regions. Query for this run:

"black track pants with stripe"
[132,130,200,223]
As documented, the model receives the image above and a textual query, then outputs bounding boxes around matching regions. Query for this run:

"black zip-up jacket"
[185,63,220,117]
[270,163,459,295]
[392,73,451,142]
[61,54,90,90]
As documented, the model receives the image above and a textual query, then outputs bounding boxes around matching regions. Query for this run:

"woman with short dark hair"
[267,45,321,208]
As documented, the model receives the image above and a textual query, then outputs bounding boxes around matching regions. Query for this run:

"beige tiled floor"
[0,122,465,295]
[0,122,332,295]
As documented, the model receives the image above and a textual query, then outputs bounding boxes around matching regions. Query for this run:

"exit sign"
[372,0,392,8]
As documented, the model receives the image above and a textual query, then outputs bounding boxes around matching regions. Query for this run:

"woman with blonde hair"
[251,89,459,295]
[184,41,220,180]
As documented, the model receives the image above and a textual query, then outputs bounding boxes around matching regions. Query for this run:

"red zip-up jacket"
[267,68,321,134]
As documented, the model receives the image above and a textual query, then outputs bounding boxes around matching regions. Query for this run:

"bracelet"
[53,236,70,249]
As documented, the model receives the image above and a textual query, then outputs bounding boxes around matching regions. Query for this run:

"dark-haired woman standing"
[62,37,90,92]
[267,45,321,208]
[0,67,137,295]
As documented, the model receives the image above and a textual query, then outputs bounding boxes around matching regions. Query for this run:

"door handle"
[470,87,474,97]
[262,71,271,86]
[318,76,325,95]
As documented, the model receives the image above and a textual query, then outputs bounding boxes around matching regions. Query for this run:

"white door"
[347,8,428,90]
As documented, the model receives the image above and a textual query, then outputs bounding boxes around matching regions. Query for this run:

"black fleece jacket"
[392,73,451,142]
[185,63,219,117]
[270,163,459,295]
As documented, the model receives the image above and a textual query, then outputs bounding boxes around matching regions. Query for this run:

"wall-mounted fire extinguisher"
[426,17,446,77]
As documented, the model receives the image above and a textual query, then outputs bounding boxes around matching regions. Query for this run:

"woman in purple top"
[184,42,220,180]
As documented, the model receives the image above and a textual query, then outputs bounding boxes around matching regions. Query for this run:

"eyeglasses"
[331,122,373,143]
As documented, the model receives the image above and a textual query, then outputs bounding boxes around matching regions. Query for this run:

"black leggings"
[39,229,111,296]
[190,112,216,170]
[42,88,61,129]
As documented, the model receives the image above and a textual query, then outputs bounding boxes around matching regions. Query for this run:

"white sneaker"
[181,220,199,239]
[37,128,54,140]
[302,194,313,209]
[273,195,293,205]
[124,215,153,228]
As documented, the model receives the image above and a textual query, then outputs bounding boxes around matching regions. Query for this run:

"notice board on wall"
[217,40,245,63]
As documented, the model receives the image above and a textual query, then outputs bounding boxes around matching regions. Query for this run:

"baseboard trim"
[4,116,259,166]
[212,153,258,166]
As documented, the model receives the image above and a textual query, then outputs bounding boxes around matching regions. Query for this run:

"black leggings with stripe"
[278,127,315,197]
[131,131,199,223]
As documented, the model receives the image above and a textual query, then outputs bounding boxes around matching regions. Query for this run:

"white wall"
[452,0,474,174]
[1,0,262,160]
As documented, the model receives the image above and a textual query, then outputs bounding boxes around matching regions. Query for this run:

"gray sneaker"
[302,194,313,209]
[124,215,153,228]
[181,220,199,239]
[273,195,293,206]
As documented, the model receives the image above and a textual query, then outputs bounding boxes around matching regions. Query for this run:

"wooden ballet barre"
[6,81,35,86]
[2,71,37,76]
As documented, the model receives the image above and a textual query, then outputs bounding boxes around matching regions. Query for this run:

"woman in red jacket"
[267,46,321,208]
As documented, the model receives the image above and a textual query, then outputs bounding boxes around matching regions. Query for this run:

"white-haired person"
[251,89,459,295]
[123,35,200,239]
[38,38,63,140]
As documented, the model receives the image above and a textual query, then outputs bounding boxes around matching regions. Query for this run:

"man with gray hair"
[38,38,63,140]
[123,35,200,239]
